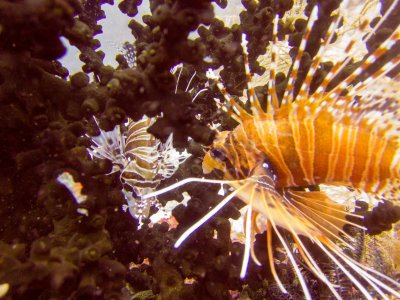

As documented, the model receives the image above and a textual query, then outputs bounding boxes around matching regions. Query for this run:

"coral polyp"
[0,0,399,299]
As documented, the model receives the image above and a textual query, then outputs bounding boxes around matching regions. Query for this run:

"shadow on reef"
[0,0,399,299]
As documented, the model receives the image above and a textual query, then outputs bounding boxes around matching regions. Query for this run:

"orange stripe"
[371,136,388,192]
[326,122,343,183]
[313,108,334,183]
[304,109,316,184]
[248,116,296,186]
[343,125,358,183]
[288,103,312,185]
[359,125,377,191]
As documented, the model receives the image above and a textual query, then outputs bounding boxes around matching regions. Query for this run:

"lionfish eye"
[262,159,278,182]
[210,148,227,161]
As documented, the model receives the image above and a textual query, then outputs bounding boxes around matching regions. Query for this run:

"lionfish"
[88,116,190,225]
[143,0,400,299]
[88,58,207,225]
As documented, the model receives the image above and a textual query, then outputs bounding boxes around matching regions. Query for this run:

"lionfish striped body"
[121,116,162,189]
[121,116,164,221]
[214,91,399,192]
[143,0,400,299]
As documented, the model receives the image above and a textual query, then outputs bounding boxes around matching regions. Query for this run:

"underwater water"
[0,0,399,299]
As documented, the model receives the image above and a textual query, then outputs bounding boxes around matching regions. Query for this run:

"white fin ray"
[174,184,249,248]
[260,188,312,300]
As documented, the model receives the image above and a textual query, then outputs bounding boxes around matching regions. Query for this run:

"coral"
[0,0,399,299]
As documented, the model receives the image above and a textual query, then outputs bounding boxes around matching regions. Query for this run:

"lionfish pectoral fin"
[250,212,262,266]
[291,234,344,299]
[243,208,262,265]
[266,220,289,295]
[260,188,313,299]
[241,187,256,278]
[174,182,250,249]
[260,189,344,298]
[317,236,400,300]
[261,187,400,299]
[285,190,362,244]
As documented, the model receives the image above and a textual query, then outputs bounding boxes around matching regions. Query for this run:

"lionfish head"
[202,131,230,175]
[203,129,266,182]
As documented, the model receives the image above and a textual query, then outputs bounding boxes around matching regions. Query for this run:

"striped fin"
[158,133,191,178]
[87,117,126,170]
[293,2,400,200]
[299,0,347,102]
[258,188,312,299]
[258,188,346,298]
[260,185,400,299]
[241,34,265,115]
[267,14,281,111]
[281,5,319,106]
[279,0,399,112]
[312,0,398,100]
[206,69,252,123]
[283,189,365,242]
[122,188,158,225]
[207,31,275,121]
[323,24,400,102]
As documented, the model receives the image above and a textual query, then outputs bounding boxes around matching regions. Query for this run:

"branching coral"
[0,0,399,299]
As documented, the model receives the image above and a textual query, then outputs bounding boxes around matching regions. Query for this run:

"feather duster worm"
[144,0,400,298]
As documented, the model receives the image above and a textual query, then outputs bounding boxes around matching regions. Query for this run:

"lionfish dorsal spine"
[266,13,283,112]
[324,26,400,103]
[240,34,263,117]
[312,1,389,100]
[281,5,319,106]
[299,6,342,103]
